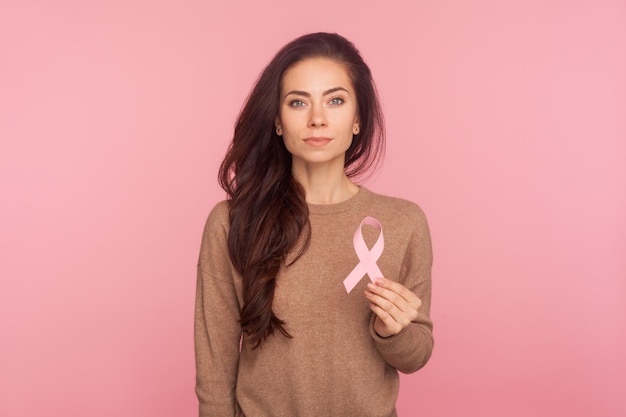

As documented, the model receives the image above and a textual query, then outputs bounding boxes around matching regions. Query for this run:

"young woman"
[195,32,433,417]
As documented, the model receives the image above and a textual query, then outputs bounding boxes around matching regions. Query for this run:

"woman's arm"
[195,202,242,417]
[365,206,434,374]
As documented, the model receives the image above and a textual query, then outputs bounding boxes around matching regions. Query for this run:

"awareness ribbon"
[343,216,384,293]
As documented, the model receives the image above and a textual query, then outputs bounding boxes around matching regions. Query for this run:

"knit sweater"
[195,187,433,417]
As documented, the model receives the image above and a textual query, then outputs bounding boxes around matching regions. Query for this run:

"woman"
[195,32,433,417]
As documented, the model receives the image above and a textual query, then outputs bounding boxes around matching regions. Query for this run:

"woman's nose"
[308,104,327,127]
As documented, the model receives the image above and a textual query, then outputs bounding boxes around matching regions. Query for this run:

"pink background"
[1,1,625,416]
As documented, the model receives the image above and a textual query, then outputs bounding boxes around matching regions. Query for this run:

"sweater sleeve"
[194,202,242,417]
[369,205,434,374]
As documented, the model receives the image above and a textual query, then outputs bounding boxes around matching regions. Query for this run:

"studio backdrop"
[1,1,625,416]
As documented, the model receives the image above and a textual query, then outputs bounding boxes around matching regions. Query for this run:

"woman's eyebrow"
[283,87,351,98]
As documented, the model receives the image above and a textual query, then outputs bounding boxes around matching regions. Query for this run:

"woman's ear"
[275,118,282,136]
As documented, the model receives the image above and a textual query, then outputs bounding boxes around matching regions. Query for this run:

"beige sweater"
[195,187,433,417]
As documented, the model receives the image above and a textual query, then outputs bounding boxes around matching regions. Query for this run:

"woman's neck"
[292,162,359,205]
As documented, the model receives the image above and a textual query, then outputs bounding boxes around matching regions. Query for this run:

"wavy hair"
[218,32,385,348]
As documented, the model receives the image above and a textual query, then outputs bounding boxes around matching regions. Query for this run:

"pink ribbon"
[343,216,384,293]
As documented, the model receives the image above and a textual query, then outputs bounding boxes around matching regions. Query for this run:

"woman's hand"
[365,278,422,337]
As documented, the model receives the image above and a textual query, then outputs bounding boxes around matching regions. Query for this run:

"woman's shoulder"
[208,200,230,219]
[358,188,431,255]
[203,200,230,233]
[361,187,428,223]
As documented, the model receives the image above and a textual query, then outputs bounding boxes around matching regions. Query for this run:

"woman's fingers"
[369,303,403,336]
[366,278,421,315]
[365,278,422,336]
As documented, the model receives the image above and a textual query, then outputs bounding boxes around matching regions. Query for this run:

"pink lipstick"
[304,137,331,147]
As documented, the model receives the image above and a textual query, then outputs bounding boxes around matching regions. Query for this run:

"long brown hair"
[218,32,385,348]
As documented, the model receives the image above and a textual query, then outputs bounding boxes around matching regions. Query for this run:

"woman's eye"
[289,100,306,107]
[329,97,344,105]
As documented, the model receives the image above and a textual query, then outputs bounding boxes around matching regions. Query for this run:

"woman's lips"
[304,137,331,147]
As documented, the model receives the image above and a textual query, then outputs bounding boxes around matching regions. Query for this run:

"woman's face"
[276,57,359,170]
